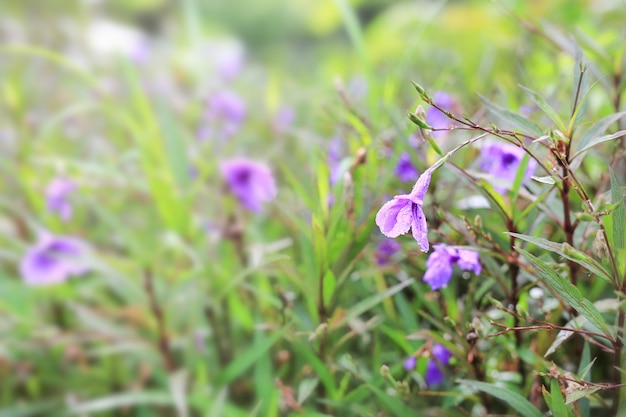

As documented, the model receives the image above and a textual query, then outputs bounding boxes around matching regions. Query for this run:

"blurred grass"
[1,0,626,416]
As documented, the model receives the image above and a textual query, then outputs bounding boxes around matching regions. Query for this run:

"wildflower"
[480,143,536,193]
[403,356,417,371]
[375,238,402,265]
[375,169,432,252]
[20,234,89,286]
[425,344,452,386]
[395,153,419,183]
[423,244,481,290]
[45,177,76,221]
[426,92,456,138]
[220,158,277,212]
[207,91,247,139]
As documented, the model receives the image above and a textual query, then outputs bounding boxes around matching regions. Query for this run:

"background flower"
[423,244,481,290]
[220,158,277,212]
[425,344,453,386]
[480,143,536,193]
[45,177,76,221]
[20,234,89,286]
[395,153,419,183]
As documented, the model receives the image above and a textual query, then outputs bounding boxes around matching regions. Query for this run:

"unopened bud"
[561,242,588,261]
[411,81,426,96]
[380,364,390,379]
[408,111,432,130]
[593,230,609,258]
[474,215,483,229]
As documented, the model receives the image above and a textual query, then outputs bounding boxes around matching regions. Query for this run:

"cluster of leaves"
[1,0,626,416]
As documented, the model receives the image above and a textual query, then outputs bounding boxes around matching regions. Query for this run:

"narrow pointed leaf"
[459,380,544,417]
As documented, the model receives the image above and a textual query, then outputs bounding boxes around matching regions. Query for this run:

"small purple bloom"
[45,177,75,221]
[395,153,419,183]
[403,356,416,371]
[207,91,247,139]
[272,107,295,134]
[220,158,277,212]
[375,238,402,265]
[426,92,456,138]
[423,244,481,291]
[425,344,452,386]
[375,170,432,252]
[480,143,536,193]
[20,234,89,286]
[328,137,343,186]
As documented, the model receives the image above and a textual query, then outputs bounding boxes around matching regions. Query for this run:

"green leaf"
[367,385,415,416]
[506,233,614,285]
[515,247,613,339]
[217,326,288,386]
[565,386,601,406]
[69,391,172,414]
[335,279,414,328]
[572,130,626,160]
[610,169,625,251]
[322,269,337,308]
[550,378,569,417]
[574,111,626,157]
[478,95,543,137]
[458,380,543,417]
[531,175,556,185]
[511,152,531,217]
[519,85,566,132]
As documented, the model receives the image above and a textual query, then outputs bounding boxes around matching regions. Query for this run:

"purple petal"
[411,204,429,252]
[403,356,416,371]
[423,247,454,290]
[46,177,75,221]
[425,359,445,386]
[409,169,432,204]
[375,197,413,238]
[432,344,452,365]
[457,249,482,275]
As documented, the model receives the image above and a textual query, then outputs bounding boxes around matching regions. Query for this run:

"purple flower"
[20,234,89,286]
[375,238,402,265]
[426,92,456,138]
[45,177,76,221]
[480,143,536,193]
[375,170,432,252]
[206,91,247,139]
[220,158,277,212]
[423,244,481,291]
[395,153,419,183]
[425,344,452,386]
[403,356,416,371]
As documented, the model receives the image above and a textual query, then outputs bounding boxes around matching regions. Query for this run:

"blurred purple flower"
[423,244,481,290]
[220,158,277,212]
[45,177,75,221]
[375,238,402,265]
[403,356,416,371]
[273,107,295,134]
[328,137,343,186]
[207,91,247,139]
[20,234,89,286]
[480,143,536,193]
[375,170,432,252]
[425,344,452,386]
[395,153,419,183]
[426,92,456,138]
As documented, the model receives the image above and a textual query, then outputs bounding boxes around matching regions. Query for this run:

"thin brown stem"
[144,268,176,373]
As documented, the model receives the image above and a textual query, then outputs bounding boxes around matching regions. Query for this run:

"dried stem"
[144,268,176,373]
